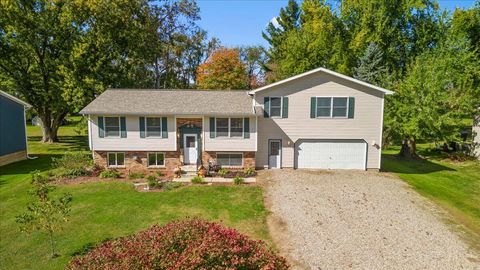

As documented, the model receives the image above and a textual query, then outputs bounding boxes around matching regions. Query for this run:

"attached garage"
[295,139,367,170]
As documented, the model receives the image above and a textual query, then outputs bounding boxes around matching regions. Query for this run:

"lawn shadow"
[381,154,456,174]
[0,154,61,176]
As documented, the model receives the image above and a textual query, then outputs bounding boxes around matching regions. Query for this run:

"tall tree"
[386,36,480,157]
[239,46,267,89]
[262,0,300,53]
[196,47,248,90]
[353,42,388,86]
[451,1,480,57]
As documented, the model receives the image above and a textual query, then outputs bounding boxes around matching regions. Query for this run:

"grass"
[0,123,270,270]
[382,144,480,247]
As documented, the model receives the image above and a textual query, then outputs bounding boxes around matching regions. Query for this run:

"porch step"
[181,165,197,177]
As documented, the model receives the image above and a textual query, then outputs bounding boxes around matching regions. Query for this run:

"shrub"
[217,168,230,177]
[164,182,183,191]
[147,175,159,188]
[52,152,93,178]
[233,177,244,185]
[244,167,256,177]
[68,219,289,270]
[191,176,204,184]
[128,172,145,179]
[99,169,120,179]
[156,171,165,177]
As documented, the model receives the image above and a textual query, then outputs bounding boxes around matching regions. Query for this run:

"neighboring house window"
[217,153,242,167]
[146,117,161,137]
[148,152,165,167]
[215,118,243,137]
[269,97,282,117]
[105,117,120,137]
[216,118,229,137]
[315,97,350,118]
[107,152,124,167]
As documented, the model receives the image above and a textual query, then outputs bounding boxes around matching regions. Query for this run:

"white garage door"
[296,140,367,170]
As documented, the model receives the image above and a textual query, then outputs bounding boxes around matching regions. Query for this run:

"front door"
[184,134,198,165]
[268,139,281,169]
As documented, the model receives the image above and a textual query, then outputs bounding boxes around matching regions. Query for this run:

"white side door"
[268,140,281,169]
[184,134,197,165]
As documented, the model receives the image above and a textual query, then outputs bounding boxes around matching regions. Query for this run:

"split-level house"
[80,68,393,174]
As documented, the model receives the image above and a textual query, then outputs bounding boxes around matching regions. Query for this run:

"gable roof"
[0,90,31,108]
[79,89,254,116]
[249,67,394,95]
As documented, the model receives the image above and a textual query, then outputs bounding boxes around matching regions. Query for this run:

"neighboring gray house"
[474,112,480,159]
[80,67,393,174]
[0,91,31,166]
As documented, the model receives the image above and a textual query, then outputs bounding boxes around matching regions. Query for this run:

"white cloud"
[268,16,280,29]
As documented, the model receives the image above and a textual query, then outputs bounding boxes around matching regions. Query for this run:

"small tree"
[16,171,72,258]
[353,42,389,86]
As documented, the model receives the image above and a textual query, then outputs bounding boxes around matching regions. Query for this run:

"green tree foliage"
[386,36,480,157]
[451,1,480,57]
[353,42,388,86]
[0,0,213,142]
[16,171,72,258]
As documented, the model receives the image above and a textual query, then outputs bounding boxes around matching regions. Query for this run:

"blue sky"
[196,0,477,47]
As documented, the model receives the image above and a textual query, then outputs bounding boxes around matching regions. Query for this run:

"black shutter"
[120,117,127,138]
[244,118,250,139]
[263,97,270,118]
[210,117,216,138]
[348,97,355,119]
[282,97,289,118]
[139,117,145,138]
[98,116,104,138]
[161,117,168,138]
[310,97,316,118]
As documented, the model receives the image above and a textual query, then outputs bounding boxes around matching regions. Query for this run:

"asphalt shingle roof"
[80,89,254,116]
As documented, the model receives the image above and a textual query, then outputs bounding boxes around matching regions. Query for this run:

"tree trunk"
[399,137,417,158]
[48,229,57,258]
[39,111,66,143]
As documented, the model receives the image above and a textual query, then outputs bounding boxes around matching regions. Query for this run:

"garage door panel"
[296,140,366,170]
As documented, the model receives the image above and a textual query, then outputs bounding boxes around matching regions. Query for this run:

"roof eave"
[0,90,32,108]
[248,67,394,95]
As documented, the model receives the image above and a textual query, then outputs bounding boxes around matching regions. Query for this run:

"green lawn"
[0,124,270,269]
[382,145,480,247]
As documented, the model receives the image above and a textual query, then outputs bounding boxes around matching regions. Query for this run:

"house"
[80,67,393,174]
[0,91,31,166]
[474,112,480,159]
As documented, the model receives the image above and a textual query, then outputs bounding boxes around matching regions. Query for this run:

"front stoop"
[173,177,256,183]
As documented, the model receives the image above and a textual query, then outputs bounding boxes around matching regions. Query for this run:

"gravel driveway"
[260,169,479,270]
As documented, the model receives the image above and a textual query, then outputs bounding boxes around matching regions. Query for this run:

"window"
[107,152,124,167]
[230,118,243,137]
[332,97,348,117]
[148,152,165,167]
[269,97,282,117]
[315,97,349,118]
[146,117,161,137]
[105,117,120,137]
[215,118,244,137]
[216,118,229,137]
[316,97,332,117]
[217,153,243,167]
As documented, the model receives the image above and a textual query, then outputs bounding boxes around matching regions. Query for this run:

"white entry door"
[184,134,197,165]
[296,139,367,170]
[268,140,281,169]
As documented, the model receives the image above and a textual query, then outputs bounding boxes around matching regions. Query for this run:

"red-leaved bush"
[68,218,289,270]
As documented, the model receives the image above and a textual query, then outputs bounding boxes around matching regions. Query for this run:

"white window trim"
[147,152,166,167]
[107,152,125,168]
[315,96,350,119]
[215,118,244,138]
[216,152,244,168]
[268,96,283,118]
[104,117,121,138]
[145,117,163,138]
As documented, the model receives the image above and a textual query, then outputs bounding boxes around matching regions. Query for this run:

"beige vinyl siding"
[204,116,257,151]
[90,115,176,151]
[474,116,480,159]
[255,72,384,169]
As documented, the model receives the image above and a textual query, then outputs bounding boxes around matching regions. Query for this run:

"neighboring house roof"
[249,67,394,95]
[80,89,254,116]
[0,90,31,108]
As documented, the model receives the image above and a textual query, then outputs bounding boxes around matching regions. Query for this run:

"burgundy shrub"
[68,218,289,270]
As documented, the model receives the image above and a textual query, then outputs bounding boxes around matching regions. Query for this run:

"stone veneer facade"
[93,118,256,175]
